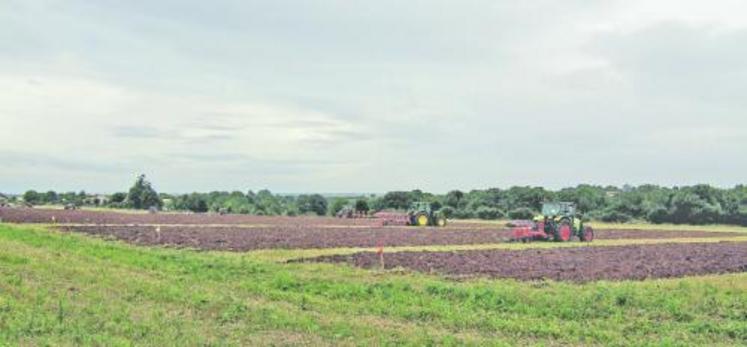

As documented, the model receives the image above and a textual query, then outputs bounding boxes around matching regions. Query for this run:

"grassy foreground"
[1,224,746,346]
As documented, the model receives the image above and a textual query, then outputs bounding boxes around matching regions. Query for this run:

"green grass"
[1,224,746,346]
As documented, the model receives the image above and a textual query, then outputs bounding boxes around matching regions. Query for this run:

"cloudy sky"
[1,1,746,194]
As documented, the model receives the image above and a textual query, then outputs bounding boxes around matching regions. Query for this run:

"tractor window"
[542,204,560,216]
[542,202,575,217]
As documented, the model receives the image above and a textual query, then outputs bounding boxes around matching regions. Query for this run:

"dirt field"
[309,242,747,282]
[4,207,747,283]
[54,225,509,250]
[54,225,741,251]
[0,207,380,226]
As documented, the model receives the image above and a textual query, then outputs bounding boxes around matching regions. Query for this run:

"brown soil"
[309,242,747,282]
[56,225,511,250]
[0,207,378,226]
[55,225,741,251]
[580,230,740,239]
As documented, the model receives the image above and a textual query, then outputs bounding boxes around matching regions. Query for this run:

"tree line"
[376,184,747,226]
[8,175,747,226]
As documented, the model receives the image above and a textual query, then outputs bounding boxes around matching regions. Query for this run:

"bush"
[452,208,474,219]
[23,190,41,205]
[439,206,455,218]
[109,202,126,209]
[508,208,534,220]
[329,198,347,216]
[598,209,632,223]
[475,206,504,220]
[728,207,747,226]
[296,194,328,216]
[647,207,669,224]
[354,199,370,213]
[381,191,412,210]
[110,192,127,204]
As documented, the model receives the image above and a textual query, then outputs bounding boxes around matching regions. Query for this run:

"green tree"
[382,191,412,210]
[189,194,209,212]
[59,192,79,205]
[255,189,283,215]
[126,174,162,210]
[445,190,465,209]
[508,207,535,220]
[23,190,41,205]
[172,193,209,212]
[329,198,348,216]
[355,198,370,213]
[43,191,58,204]
[475,206,504,220]
[110,192,127,204]
[296,194,328,216]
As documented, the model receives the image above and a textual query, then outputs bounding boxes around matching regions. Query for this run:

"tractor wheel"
[435,216,447,227]
[414,213,430,226]
[555,221,573,242]
[581,226,594,242]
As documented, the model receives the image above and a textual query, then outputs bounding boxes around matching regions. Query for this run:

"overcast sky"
[1,1,746,194]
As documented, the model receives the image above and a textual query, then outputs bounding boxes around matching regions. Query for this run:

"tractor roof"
[541,202,576,216]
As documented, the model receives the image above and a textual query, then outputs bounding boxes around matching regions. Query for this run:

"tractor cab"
[539,202,579,240]
[541,202,576,218]
[541,202,578,227]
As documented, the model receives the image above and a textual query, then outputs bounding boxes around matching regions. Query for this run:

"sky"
[1,0,746,194]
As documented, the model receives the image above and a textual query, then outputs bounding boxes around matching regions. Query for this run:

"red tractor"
[511,202,594,242]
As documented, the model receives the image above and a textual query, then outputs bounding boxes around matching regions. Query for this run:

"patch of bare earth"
[307,242,747,282]
[56,225,512,250]
[53,225,741,251]
[0,207,378,226]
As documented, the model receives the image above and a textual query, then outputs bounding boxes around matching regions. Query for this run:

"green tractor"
[511,202,594,242]
[408,201,447,227]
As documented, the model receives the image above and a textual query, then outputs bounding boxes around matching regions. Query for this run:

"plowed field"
[309,242,747,282]
[54,225,741,250]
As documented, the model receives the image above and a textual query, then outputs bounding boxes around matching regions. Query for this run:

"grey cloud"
[113,126,168,138]
[170,151,346,166]
[170,152,251,162]
[0,151,124,173]
[179,134,236,144]
[166,151,353,178]
[112,125,234,144]
[2,1,746,192]
[588,23,747,106]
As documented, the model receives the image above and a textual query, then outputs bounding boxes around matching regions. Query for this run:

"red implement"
[511,221,550,241]
[373,212,411,226]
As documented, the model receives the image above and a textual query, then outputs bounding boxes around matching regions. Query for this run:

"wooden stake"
[377,245,385,270]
